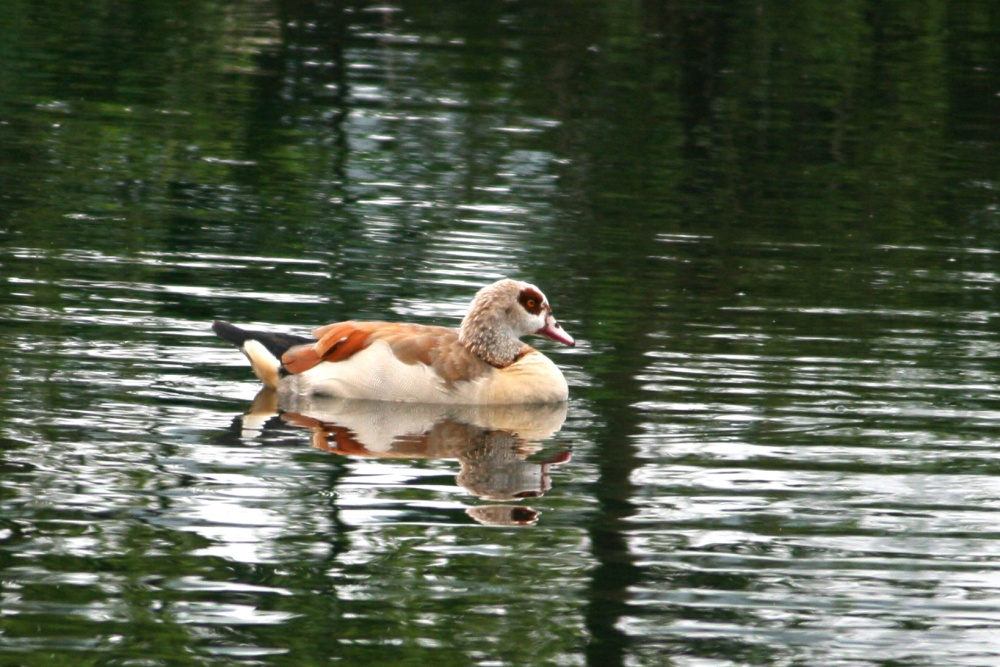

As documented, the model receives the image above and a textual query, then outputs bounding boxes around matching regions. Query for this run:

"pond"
[3,1,1000,665]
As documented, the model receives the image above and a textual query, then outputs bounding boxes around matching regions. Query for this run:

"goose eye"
[518,288,545,314]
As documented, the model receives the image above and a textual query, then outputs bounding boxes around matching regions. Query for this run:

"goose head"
[459,279,575,367]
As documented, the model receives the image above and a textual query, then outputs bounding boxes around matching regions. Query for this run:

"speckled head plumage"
[459,279,575,368]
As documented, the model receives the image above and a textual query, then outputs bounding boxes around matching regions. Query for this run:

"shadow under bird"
[213,279,575,404]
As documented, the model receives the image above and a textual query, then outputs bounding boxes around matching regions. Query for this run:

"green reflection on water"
[2,1,1000,666]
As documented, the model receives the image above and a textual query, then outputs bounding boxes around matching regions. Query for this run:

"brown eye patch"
[518,287,546,315]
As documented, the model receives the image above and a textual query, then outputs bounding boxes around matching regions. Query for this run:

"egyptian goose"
[213,279,575,404]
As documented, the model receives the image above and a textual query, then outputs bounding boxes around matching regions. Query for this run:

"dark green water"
[3,1,1000,665]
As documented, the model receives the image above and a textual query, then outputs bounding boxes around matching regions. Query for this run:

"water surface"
[3,1,1000,666]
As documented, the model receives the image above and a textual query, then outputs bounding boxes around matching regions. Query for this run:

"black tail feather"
[212,321,313,359]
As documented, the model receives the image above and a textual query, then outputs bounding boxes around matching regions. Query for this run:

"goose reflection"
[241,390,571,525]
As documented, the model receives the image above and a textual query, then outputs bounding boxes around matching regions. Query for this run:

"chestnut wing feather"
[280,321,495,386]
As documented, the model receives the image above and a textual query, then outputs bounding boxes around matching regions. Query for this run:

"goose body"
[213,279,575,404]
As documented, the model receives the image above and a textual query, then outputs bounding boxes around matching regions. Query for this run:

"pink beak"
[536,313,575,347]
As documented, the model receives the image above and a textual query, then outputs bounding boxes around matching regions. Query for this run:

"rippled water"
[5,235,1000,665]
[4,1,1000,665]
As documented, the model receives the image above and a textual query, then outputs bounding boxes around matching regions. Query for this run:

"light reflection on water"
[4,236,1000,664]
[7,126,1000,667]
[4,0,1000,662]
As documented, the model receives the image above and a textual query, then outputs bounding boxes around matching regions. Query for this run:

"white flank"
[284,339,454,402]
